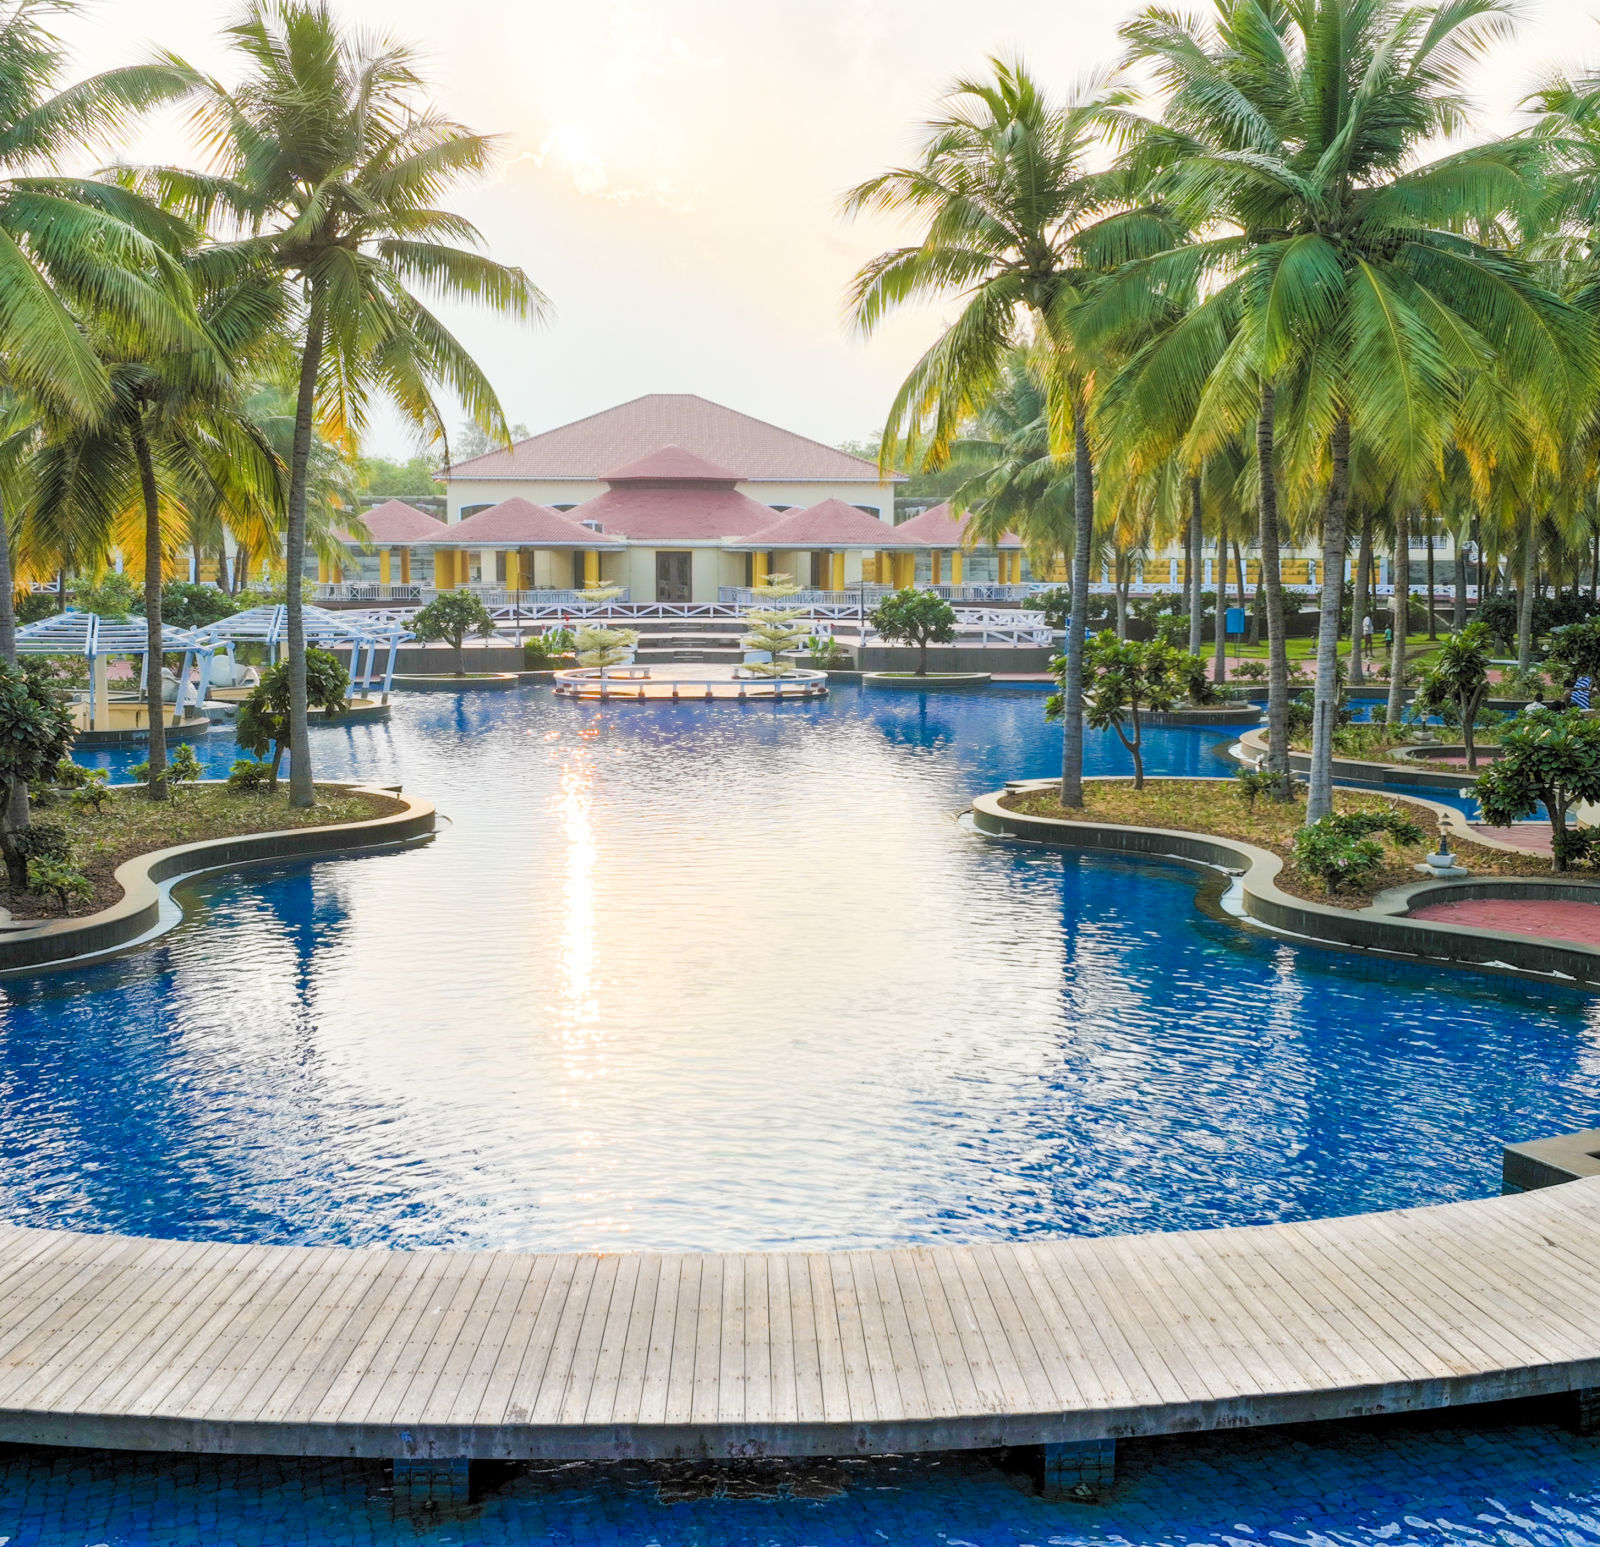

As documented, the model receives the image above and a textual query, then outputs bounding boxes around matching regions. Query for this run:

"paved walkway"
[4,1178,1600,1460]
[1409,897,1600,947]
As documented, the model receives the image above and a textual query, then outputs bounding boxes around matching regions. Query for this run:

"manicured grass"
[999,778,1553,907]
[11,782,402,919]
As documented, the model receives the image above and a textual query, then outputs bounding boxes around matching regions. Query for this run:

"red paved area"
[1410,897,1600,947]
[1470,823,1553,854]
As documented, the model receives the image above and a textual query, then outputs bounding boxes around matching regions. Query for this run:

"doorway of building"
[656,551,692,602]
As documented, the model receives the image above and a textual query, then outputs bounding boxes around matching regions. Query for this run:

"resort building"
[442,393,900,524]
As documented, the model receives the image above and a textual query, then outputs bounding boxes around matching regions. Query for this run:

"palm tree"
[27,267,281,799]
[1112,0,1591,822]
[0,1,193,661]
[145,0,546,806]
[841,57,1180,807]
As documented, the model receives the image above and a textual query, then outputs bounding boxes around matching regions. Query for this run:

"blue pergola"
[192,604,411,702]
[14,610,210,728]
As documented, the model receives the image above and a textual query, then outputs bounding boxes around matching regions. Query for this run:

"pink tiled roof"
[348,500,443,544]
[435,497,623,548]
[568,484,779,541]
[602,445,742,483]
[892,502,1021,548]
[442,394,901,483]
[729,498,899,549]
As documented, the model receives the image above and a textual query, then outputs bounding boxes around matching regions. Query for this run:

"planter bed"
[390,672,520,690]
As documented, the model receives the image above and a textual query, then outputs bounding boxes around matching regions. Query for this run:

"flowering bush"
[1292,809,1426,894]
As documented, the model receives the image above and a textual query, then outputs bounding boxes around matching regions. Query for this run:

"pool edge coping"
[0,783,436,974]
[971,781,1600,985]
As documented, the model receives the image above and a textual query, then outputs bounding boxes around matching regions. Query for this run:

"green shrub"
[1233,768,1285,809]
[166,743,204,786]
[523,627,575,669]
[1292,809,1426,894]
[227,758,274,792]
[807,635,849,669]
[52,758,91,789]
[68,769,111,813]
[27,855,91,914]
[20,820,71,864]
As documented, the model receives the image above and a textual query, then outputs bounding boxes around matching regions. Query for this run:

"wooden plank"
[883,1249,960,1418]
[417,1250,534,1427]
[831,1251,878,1423]
[585,1253,651,1426]
[467,1254,563,1427]
[857,1251,929,1422]
[762,1254,793,1425]
[690,1253,724,1426]
[807,1253,851,1423]
[634,1254,680,1427]
[740,1254,769,1425]
[661,1255,701,1427]
[556,1253,625,1426]
[786,1254,825,1425]
[1009,1242,1136,1410]
[527,1254,601,1425]
[969,1244,1076,1412]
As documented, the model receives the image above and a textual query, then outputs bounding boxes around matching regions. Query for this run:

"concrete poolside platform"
[4,1176,1600,1462]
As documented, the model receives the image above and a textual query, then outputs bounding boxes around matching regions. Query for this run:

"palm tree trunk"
[1308,414,1352,824]
[132,415,167,801]
[1425,527,1436,639]
[1516,507,1536,671]
[1349,513,1372,685]
[1453,527,1467,631]
[0,488,28,890]
[1114,552,1129,639]
[1386,507,1409,726]
[1256,379,1290,793]
[1213,511,1227,687]
[286,287,327,810]
[1187,477,1203,657]
[1591,529,1598,601]
[1059,394,1094,808]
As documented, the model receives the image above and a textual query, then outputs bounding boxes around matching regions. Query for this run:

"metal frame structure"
[14,610,211,728]
[192,605,412,703]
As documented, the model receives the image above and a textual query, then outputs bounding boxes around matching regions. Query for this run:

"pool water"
[7,1403,1600,1547]
[4,683,1599,1547]
[0,683,1590,1252]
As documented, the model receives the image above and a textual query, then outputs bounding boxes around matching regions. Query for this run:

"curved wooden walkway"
[1,1177,1599,1460]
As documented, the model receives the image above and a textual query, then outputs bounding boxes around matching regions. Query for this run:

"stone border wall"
[0,784,435,974]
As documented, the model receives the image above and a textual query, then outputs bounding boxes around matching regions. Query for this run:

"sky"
[56,0,1600,458]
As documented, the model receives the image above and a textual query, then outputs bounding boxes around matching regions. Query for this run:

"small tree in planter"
[1474,709,1600,872]
[0,659,75,892]
[1416,623,1493,768]
[740,572,808,677]
[575,623,641,674]
[1051,632,1183,788]
[236,650,351,791]
[408,590,497,677]
[869,588,957,675]
[1292,809,1426,894]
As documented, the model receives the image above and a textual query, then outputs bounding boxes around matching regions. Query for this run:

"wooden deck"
[3,1177,1600,1460]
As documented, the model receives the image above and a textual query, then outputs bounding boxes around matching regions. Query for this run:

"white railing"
[317,582,425,602]
[551,667,829,700]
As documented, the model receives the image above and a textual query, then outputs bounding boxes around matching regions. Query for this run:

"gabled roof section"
[602,444,742,484]
[358,500,444,544]
[442,394,902,483]
[728,498,898,550]
[892,502,1021,548]
[568,484,779,541]
[436,497,625,548]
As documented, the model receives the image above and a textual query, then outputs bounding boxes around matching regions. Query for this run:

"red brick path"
[1409,897,1600,947]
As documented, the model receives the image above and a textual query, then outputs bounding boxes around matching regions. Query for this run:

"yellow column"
[317,556,330,583]
[583,550,599,587]
[752,551,768,587]
[831,551,845,590]
[379,550,391,584]
[504,550,520,591]
[333,561,343,583]
[898,552,916,588]
[951,551,963,585]
[930,551,943,585]
[437,549,455,588]
[400,549,411,584]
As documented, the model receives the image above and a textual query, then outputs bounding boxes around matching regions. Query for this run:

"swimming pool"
[0,683,1590,1254]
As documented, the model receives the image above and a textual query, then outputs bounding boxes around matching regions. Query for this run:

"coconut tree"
[0,1,196,661]
[26,272,281,799]
[841,56,1181,807]
[144,0,546,805]
[1106,0,1590,822]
